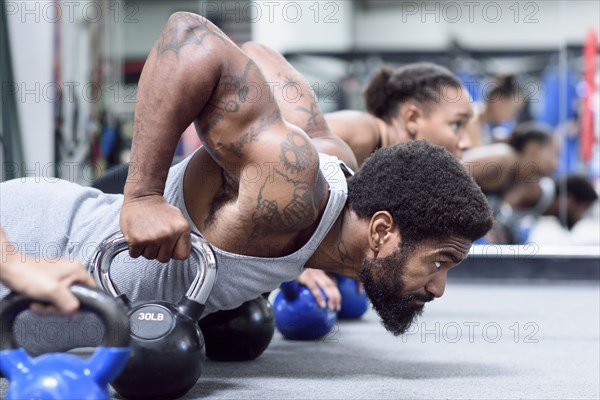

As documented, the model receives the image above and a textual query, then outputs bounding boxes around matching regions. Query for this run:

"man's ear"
[401,103,423,138]
[368,211,399,252]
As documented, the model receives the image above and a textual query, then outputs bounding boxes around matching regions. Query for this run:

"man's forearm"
[125,12,225,199]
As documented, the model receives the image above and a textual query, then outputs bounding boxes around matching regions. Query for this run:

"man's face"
[360,237,472,336]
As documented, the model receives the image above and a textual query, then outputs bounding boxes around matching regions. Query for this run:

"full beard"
[359,245,432,336]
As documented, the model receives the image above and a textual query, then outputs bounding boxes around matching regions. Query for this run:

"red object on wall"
[581,29,598,163]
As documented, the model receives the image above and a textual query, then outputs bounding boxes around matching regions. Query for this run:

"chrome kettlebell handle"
[90,232,217,305]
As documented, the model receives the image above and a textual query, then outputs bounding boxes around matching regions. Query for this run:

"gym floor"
[181,279,600,400]
[1,279,599,400]
[2,212,599,399]
[5,277,595,400]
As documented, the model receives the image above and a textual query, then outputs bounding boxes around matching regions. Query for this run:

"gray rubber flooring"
[2,278,598,399]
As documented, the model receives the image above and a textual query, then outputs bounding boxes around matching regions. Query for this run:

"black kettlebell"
[199,296,274,361]
[90,231,218,400]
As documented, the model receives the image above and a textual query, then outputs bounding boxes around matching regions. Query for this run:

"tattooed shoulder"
[155,13,226,61]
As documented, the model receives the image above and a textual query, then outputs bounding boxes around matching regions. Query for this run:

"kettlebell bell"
[0,285,131,400]
[199,296,274,361]
[335,275,369,319]
[91,231,217,400]
[273,280,337,341]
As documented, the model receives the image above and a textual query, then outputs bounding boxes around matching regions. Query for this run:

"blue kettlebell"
[273,280,337,340]
[336,275,369,319]
[0,285,131,400]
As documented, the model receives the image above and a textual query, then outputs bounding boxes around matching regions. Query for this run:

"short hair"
[508,122,553,153]
[363,63,464,123]
[348,141,493,245]
[556,175,598,204]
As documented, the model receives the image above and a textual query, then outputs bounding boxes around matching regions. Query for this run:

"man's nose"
[425,271,448,298]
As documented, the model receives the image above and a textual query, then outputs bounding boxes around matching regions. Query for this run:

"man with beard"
[239,42,475,312]
[0,13,492,353]
[117,12,492,335]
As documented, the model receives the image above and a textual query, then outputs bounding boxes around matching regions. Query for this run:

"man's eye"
[451,122,462,131]
[434,261,442,269]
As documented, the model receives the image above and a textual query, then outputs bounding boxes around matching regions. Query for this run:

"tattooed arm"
[121,13,326,260]
[240,42,358,171]
[121,12,223,261]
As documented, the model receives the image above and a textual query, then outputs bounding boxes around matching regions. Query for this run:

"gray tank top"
[0,153,348,316]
